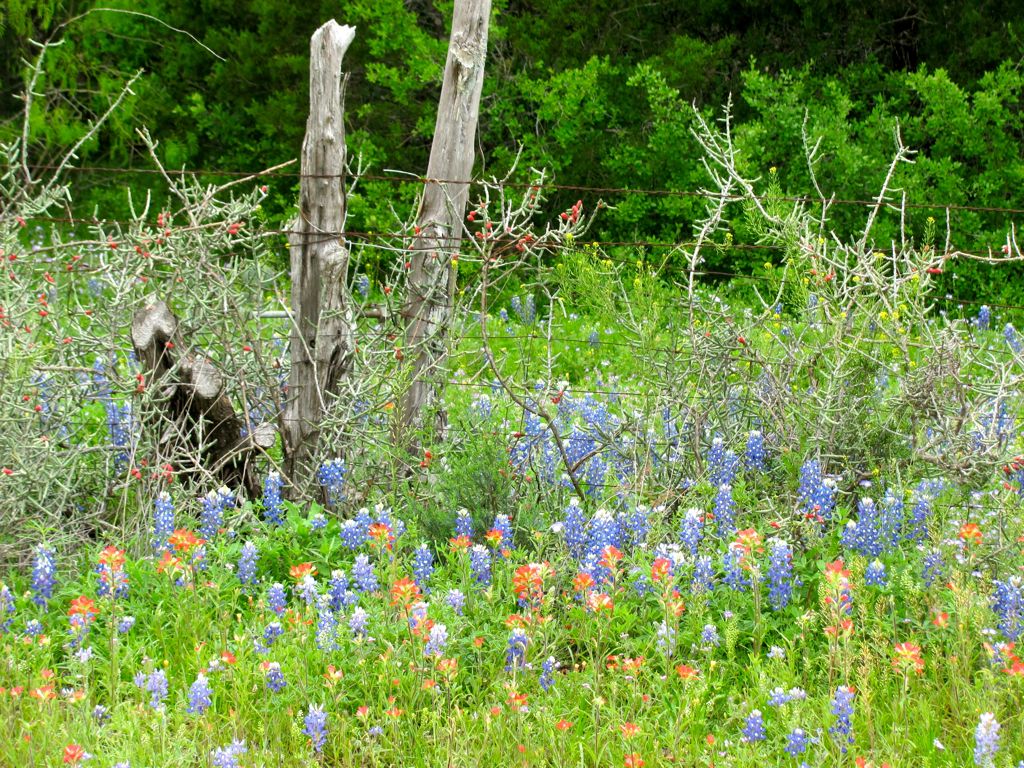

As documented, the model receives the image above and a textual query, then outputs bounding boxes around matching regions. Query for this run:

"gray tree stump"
[131,301,274,497]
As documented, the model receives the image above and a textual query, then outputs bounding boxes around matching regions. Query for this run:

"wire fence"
[13,161,1024,216]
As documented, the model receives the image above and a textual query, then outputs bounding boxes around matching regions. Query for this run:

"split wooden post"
[400,0,491,435]
[282,20,358,492]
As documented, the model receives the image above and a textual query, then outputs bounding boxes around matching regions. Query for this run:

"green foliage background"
[3,0,1023,301]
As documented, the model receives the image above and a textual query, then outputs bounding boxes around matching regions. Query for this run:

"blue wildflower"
[413,544,434,592]
[353,554,378,593]
[767,538,794,610]
[445,589,466,615]
[237,542,259,588]
[505,628,528,671]
[470,545,492,587]
[742,710,766,743]
[146,669,169,710]
[424,623,448,657]
[187,673,212,714]
[974,712,1000,767]
[267,583,287,616]
[264,662,286,693]
[303,705,328,753]
[30,545,57,608]
[829,686,855,751]
[865,560,887,587]
[262,472,284,526]
[992,576,1024,641]
[540,656,556,692]
[153,492,175,552]
[784,728,808,757]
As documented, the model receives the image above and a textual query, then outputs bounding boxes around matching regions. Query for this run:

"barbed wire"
[9,162,1024,215]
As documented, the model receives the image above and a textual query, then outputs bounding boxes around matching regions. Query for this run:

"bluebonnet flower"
[974,712,1000,767]
[264,662,286,692]
[424,623,448,657]
[767,539,794,610]
[539,656,557,691]
[505,628,528,671]
[455,508,474,538]
[146,669,169,710]
[745,430,768,471]
[692,555,715,594]
[199,487,235,540]
[296,575,318,606]
[840,497,885,558]
[315,594,339,651]
[0,585,14,633]
[263,622,283,647]
[262,472,284,526]
[865,560,887,587]
[679,507,704,555]
[975,305,991,331]
[561,498,587,560]
[510,294,536,324]
[413,544,434,592]
[767,645,786,660]
[355,273,370,298]
[469,393,493,422]
[768,687,792,707]
[31,545,57,608]
[93,358,133,470]
[712,484,736,538]
[470,545,492,586]
[304,705,328,753]
[583,508,621,582]
[153,492,175,552]
[784,728,808,757]
[490,513,514,555]
[742,710,766,743]
[310,513,328,531]
[237,542,259,588]
[267,583,287,616]
[619,505,650,550]
[707,437,739,486]
[340,520,366,550]
[187,673,212,714]
[349,607,369,639]
[723,545,749,592]
[445,589,466,615]
[353,554,378,593]
[700,624,720,648]
[992,576,1023,641]
[328,570,356,612]
[210,741,247,768]
[797,458,836,520]
[93,704,110,725]
[25,619,43,637]
[1005,323,1022,354]
[117,616,136,634]
[923,550,946,588]
[829,686,855,751]
[318,459,346,506]
[906,487,933,543]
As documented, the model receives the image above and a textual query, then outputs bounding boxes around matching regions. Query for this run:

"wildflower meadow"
[3,7,1024,768]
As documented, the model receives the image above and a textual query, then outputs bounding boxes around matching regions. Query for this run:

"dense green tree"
[2,0,1022,300]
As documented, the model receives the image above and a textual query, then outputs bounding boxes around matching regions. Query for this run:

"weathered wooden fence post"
[400,0,491,434]
[282,20,357,492]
